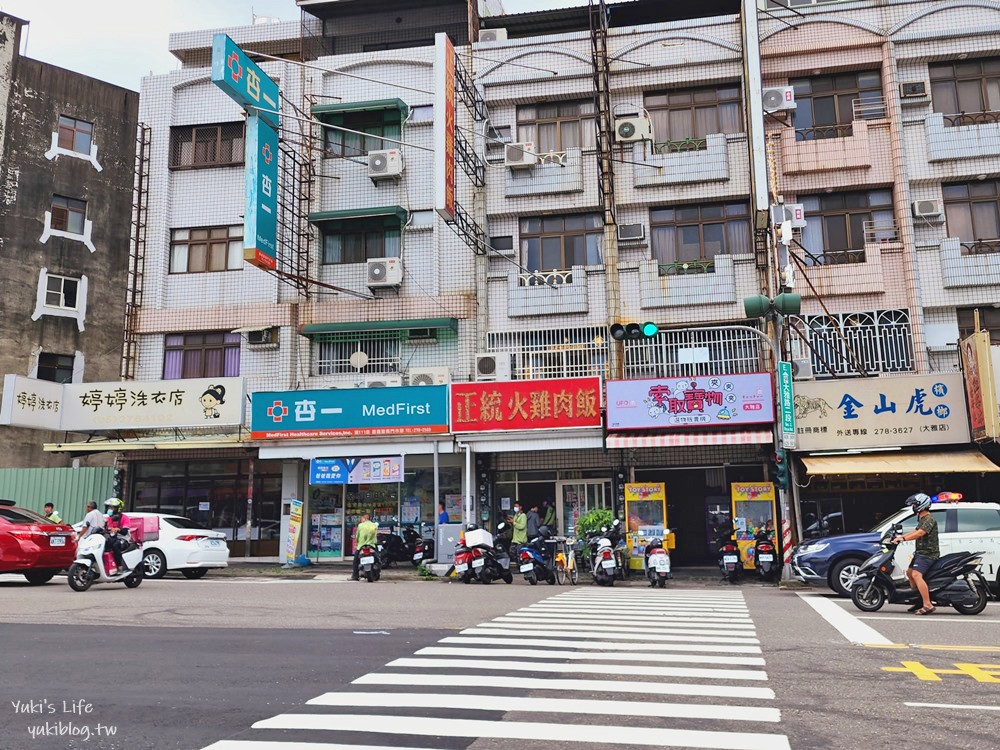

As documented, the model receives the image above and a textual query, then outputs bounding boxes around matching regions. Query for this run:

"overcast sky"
[0,0,590,90]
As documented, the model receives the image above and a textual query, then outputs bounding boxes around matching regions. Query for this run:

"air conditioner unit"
[617,223,645,242]
[791,358,814,381]
[912,199,941,219]
[504,142,537,169]
[367,257,403,287]
[899,81,927,98]
[246,328,277,346]
[409,367,451,386]
[367,149,404,180]
[762,87,796,113]
[479,28,507,42]
[364,376,403,388]
[614,114,653,143]
[475,352,511,382]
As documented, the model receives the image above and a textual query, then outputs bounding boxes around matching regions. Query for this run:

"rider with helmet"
[892,493,940,615]
[104,498,132,572]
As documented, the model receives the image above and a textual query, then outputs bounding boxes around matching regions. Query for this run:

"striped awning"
[606,430,773,449]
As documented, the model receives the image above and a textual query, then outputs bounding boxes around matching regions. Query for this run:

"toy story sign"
[730,482,776,570]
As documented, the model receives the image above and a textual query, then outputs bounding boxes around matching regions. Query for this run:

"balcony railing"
[519,269,573,286]
[653,137,708,154]
[536,150,569,166]
[657,259,716,276]
[795,246,867,266]
[943,110,1000,128]
[794,123,854,142]
[960,238,1000,255]
[863,220,899,244]
[852,97,887,121]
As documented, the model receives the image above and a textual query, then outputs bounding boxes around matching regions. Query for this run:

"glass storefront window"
[308,486,344,558]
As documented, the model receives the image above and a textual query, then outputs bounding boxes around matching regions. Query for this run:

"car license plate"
[360,556,375,565]
[209,540,222,548]
[413,553,423,560]
[472,558,485,568]
[519,563,534,572]
[455,563,469,572]
[757,554,773,562]
[49,536,66,547]
[723,555,738,564]
[602,559,616,569]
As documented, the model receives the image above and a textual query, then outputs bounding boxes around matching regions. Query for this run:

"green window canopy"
[312,98,409,120]
[301,318,458,336]
[308,205,409,226]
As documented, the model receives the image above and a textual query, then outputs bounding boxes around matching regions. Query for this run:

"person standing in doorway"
[438,502,450,525]
[542,498,556,532]
[511,503,527,546]
[526,503,541,539]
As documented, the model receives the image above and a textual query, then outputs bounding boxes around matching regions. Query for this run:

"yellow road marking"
[864,643,1000,652]
[883,661,1000,682]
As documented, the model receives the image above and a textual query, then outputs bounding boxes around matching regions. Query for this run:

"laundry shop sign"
[250,386,449,439]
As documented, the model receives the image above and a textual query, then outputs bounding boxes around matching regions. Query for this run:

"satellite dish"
[349,351,369,370]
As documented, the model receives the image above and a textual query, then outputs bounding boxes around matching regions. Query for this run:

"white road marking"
[416,645,766,666]
[797,592,893,645]
[354,672,776,699]
[524,605,751,615]
[501,613,757,628]
[308,691,781,722]
[438,636,763,654]
[466,626,760,644]
[904,702,1000,712]
[536,603,750,612]
[203,742,443,750]
[387,656,769,681]
[490,617,756,637]
[252,714,791,750]
[857,616,1000,623]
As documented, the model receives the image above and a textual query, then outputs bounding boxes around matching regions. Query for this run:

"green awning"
[301,318,458,336]
[308,206,408,225]
[311,98,410,119]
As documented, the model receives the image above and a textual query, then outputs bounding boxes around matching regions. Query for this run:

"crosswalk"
[201,587,789,750]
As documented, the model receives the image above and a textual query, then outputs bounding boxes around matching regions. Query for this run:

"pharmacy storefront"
[251,385,459,560]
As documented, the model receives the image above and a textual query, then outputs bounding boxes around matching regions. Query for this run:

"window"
[163,332,241,379]
[790,71,884,140]
[321,216,401,264]
[644,84,742,150]
[170,226,244,273]
[650,203,750,270]
[796,309,914,376]
[520,214,603,273]
[517,101,595,153]
[957,307,1000,344]
[943,181,1000,254]
[37,353,75,384]
[322,109,401,157]
[799,190,895,265]
[955,508,1000,532]
[44,274,80,310]
[170,123,244,168]
[51,195,86,234]
[930,58,1000,125]
[57,115,93,154]
[314,332,401,376]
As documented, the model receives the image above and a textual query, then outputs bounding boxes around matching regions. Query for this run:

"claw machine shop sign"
[792,373,970,451]
[450,377,602,432]
[606,374,774,430]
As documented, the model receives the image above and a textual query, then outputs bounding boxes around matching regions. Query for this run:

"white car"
[128,512,230,579]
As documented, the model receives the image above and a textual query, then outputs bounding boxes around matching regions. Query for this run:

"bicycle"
[554,537,580,585]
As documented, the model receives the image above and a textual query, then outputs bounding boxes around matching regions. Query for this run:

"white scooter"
[68,529,144,591]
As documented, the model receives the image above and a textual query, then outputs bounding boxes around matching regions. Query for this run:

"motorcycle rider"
[351,513,379,581]
[891,493,939,615]
[104,498,131,572]
[78,500,105,540]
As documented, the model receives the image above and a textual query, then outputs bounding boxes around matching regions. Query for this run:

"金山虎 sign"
[450,377,602,432]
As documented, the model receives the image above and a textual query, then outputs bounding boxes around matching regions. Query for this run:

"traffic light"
[772,449,789,491]
[611,322,659,341]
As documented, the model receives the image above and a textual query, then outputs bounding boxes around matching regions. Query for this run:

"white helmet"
[105,497,124,511]
[905,493,931,513]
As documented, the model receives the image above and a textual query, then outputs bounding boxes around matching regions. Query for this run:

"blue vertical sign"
[211,34,280,270]
[778,361,796,450]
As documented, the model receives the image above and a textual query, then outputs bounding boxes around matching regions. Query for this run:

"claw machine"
[730,482,777,569]
[624,483,675,571]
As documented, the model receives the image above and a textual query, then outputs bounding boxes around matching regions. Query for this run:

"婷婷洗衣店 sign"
[310,456,404,485]
[450,377,602,432]
[792,372,970,450]
[606,373,774,430]
[251,386,448,439]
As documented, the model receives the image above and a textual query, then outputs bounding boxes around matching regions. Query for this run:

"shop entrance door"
[557,480,612,538]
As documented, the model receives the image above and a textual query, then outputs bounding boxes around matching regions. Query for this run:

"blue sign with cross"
[211,33,279,127]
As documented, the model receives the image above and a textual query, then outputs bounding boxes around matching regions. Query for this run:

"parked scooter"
[589,518,624,587]
[377,526,409,567]
[358,542,382,582]
[518,524,556,585]
[452,532,475,584]
[850,523,990,614]
[401,523,432,566]
[468,523,514,584]
[753,527,781,582]
[716,526,742,584]
[67,529,143,592]
[644,533,672,588]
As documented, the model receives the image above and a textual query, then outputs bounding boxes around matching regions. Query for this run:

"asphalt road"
[2,574,997,750]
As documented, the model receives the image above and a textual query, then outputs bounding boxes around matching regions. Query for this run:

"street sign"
[243,112,279,270]
[211,33,279,127]
[778,361,796,449]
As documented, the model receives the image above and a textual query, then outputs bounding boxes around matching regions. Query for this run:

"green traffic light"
[641,322,659,337]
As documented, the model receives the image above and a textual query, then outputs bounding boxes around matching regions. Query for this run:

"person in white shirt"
[78,500,105,539]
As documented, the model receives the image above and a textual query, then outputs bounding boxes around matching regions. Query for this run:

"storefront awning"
[606,430,773,449]
[300,317,458,336]
[801,450,1000,475]
[311,98,410,119]
[307,205,409,225]
[43,435,249,454]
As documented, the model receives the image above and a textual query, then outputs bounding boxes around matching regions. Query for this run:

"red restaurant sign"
[450,377,603,432]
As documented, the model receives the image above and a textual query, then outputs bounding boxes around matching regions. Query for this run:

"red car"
[0,499,78,584]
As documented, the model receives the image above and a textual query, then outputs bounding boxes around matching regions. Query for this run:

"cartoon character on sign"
[200,384,226,419]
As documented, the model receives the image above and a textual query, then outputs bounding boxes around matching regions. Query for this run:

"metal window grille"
[169,122,245,168]
[486,327,609,380]
[623,326,766,379]
[789,309,914,378]
[313,332,401,376]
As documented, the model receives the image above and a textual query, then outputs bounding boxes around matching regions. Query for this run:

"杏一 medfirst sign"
[250,386,449,439]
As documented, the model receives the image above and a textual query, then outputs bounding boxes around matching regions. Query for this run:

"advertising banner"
[792,373,970,450]
[450,377,602,432]
[730,482,776,570]
[434,33,456,223]
[251,385,448,439]
[309,456,404,485]
[285,498,303,564]
[960,332,1000,441]
[0,374,64,430]
[607,373,774,430]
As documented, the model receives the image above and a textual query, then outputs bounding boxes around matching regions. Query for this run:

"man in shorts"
[892,493,939,615]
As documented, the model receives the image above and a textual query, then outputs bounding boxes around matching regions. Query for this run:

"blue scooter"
[517,525,556,585]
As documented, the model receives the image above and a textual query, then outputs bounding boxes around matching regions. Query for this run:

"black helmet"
[905,492,931,513]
